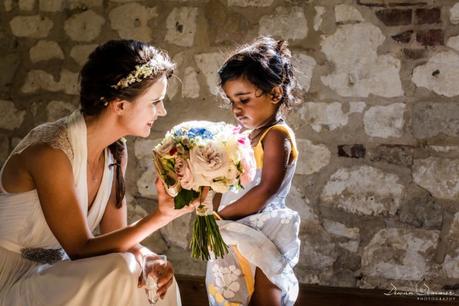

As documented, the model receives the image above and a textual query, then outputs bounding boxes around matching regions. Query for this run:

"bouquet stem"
[190,214,228,260]
[190,191,228,261]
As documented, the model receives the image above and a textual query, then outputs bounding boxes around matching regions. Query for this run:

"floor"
[176,275,458,306]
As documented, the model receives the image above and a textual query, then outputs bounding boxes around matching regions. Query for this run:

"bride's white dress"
[0,111,181,306]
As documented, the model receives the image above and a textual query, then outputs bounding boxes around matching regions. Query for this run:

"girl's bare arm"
[218,128,292,220]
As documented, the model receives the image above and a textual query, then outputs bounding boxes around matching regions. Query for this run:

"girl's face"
[222,77,279,129]
[122,75,168,137]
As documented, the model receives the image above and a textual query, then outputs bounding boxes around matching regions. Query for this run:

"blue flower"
[173,128,186,137]
[187,127,213,139]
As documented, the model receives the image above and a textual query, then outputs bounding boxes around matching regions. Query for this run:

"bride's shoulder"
[13,117,73,162]
[2,132,73,193]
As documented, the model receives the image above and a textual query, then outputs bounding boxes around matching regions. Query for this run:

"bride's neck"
[84,114,122,163]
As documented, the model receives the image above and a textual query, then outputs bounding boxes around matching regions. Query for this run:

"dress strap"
[253,124,298,169]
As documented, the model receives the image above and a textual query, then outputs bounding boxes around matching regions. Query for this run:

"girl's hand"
[154,178,198,221]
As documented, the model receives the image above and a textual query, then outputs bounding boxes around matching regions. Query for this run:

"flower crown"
[111,60,159,90]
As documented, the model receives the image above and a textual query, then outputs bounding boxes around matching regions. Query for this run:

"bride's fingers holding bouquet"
[154,178,195,220]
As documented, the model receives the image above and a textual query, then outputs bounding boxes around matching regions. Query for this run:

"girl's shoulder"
[259,123,296,146]
[254,123,298,168]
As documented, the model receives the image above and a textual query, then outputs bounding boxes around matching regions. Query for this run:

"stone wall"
[1,0,459,292]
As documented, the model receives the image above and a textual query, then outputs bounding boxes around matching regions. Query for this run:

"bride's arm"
[27,143,193,260]
[98,146,151,262]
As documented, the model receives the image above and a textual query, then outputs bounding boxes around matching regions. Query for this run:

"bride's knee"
[104,252,141,280]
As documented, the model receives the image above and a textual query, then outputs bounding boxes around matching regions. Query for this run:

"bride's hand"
[154,178,198,220]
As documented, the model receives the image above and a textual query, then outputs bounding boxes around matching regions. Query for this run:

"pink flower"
[239,151,256,187]
[175,157,194,190]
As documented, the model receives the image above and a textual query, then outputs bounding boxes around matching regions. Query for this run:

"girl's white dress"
[206,124,301,306]
[0,111,181,306]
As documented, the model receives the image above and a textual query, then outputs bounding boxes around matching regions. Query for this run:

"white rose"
[189,143,229,180]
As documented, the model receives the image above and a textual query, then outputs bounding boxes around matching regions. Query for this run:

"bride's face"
[122,75,168,137]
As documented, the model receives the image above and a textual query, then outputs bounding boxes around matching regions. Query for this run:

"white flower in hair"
[112,60,158,89]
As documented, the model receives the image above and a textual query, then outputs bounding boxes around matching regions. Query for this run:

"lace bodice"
[11,118,74,162]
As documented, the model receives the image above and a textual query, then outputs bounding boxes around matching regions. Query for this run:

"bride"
[0,39,196,306]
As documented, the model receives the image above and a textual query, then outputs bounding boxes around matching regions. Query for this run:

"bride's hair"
[79,39,175,208]
[218,36,299,110]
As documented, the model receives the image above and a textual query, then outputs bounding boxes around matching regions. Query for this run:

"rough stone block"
[287,185,317,222]
[21,70,79,95]
[402,48,426,59]
[39,0,63,12]
[160,214,192,249]
[413,157,459,201]
[299,224,337,271]
[447,35,459,52]
[259,6,308,40]
[194,52,226,96]
[450,3,459,24]
[375,9,412,26]
[415,8,441,24]
[0,134,9,166]
[70,44,98,66]
[109,3,157,42]
[137,164,156,199]
[321,23,403,97]
[412,51,459,97]
[10,16,53,38]
[443,212,459,278]
[416,29,444,46]
[30,41,64,63]
[337,144,366,159]
[228,0,273,7]
[182,67,200,98]
[292,52,316,92]
[0,53,20,89]
[19,0,34,11]
[46,101,76,121]
[165,7,198,47]
[362,228,439,280]
[0,100,26,130]
[399,194,442,229]
[314,6,326,31]
[323,219,360,240]
[299,102,363,132]
[363,103,405,138]
[391,30,413,43]
[335,4,364,23]
[358,0,427,6]
[67,0,103,9]
[64,10,105,42]
[412,102,459,138]
[368,145,413,167]
[296,139,331,175]
[321,166,404,216]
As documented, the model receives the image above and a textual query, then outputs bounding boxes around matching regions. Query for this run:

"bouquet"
[153,121,256,260]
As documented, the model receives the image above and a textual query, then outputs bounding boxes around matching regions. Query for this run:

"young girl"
[0,40,197,306]
[206,37,301,306]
